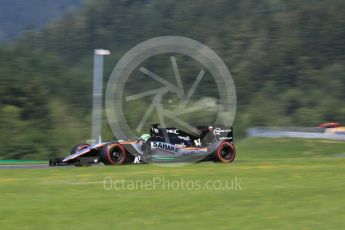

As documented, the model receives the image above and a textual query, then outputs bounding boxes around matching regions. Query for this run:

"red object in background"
[318,122,341,128]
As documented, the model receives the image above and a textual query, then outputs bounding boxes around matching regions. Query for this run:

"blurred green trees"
[0,0,344,159]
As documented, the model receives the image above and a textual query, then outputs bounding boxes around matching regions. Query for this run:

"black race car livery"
[49,124,236,166]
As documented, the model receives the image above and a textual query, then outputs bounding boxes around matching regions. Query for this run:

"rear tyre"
[71,143,90,154]
[215,142,236,163]
[100,143,127,165]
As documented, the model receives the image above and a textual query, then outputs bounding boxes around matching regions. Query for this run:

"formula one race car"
[49,124,236,166]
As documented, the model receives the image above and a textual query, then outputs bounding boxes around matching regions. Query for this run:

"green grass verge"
[0,138,344,229]
[0,160,46,165]
[237,137,345,160]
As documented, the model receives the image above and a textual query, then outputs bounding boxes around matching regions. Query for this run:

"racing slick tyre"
[214,141,236,163]
[70,143,90,154]
[100,143,127,165]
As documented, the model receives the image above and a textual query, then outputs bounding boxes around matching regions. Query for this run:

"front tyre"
[215,142,236,163]
[100,143,127,165]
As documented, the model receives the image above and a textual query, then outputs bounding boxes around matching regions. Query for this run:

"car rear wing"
[197,125,234,143]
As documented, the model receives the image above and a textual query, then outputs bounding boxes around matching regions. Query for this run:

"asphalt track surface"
[0,163,106,169]
[0,164,49,169]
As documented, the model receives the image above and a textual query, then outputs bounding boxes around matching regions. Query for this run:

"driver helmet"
[140,134,151,142]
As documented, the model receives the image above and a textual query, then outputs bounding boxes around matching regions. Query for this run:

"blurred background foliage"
[0,0,344,159]
[0,0,85,42]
